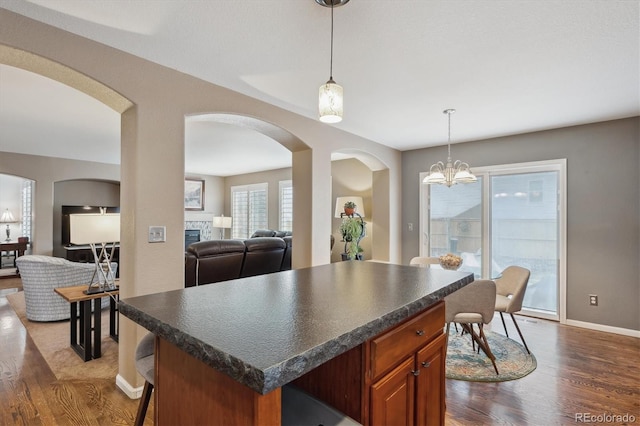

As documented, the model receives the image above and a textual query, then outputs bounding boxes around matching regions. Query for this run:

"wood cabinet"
[294,300,446,425]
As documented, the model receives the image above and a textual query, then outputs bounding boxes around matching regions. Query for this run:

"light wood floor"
[0,285,638,425]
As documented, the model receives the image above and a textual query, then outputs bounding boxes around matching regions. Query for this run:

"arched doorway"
[331,149,391,263]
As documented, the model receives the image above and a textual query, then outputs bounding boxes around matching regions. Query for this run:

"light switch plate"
[149,226,166,243]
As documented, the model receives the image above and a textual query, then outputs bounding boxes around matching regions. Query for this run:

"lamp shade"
[213,216,233,228]
[319,80,343,123]
[69,213,120,245]
[0,209,16,223]
[334,196,365,218]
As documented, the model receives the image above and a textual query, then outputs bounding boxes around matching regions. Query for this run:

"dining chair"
[444,279,499,375]
[134,333,155,426]
[409,256,440,268]
[494,265,531,354]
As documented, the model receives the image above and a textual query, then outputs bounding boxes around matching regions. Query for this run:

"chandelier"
[423,109,477,187]
[317,0,349,123]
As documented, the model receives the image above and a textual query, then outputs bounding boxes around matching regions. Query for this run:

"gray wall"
[402,117,639,330]
[0,151,120,255]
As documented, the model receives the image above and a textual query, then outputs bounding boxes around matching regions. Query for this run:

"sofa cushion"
[186,240,246,286]
[251,229,277,238]
[240,237,286,278]
[281,236,293,271]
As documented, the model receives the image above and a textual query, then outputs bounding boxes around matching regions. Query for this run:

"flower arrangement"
[439,253,463,270]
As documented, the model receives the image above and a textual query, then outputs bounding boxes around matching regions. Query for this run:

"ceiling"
[0,0,638,176]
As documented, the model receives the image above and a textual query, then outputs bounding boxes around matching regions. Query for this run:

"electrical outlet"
[589,294,598,306]
[148,226,166,243]
[408,223,414,231]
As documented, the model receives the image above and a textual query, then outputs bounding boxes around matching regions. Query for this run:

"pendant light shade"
[319,79,343,123]
[317,0,347,123]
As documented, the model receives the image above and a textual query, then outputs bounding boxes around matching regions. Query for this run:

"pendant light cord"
[329,1,334,80]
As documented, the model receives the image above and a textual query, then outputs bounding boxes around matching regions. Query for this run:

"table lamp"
[69,212,120,294]
[0,209,17,241]
[213,215,232,239]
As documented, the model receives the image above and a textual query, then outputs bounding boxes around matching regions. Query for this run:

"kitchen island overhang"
[119,261,473,396]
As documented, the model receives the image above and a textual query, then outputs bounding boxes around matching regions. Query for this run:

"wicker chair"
[16,255,115,322]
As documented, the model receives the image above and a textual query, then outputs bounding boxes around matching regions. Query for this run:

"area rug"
[446,328,536,382]
[6,290,118,380]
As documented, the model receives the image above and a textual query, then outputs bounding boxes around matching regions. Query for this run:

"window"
[421,159,566,321]
[21,180,33,243]
[279,180,293,232]
[231,183,268,239]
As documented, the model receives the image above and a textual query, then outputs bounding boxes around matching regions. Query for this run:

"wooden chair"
[409,256,440,268]
[134,333,155,426]
[444,279,499,375]
[494,265,531,354]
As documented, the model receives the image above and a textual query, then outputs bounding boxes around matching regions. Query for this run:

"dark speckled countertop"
[119,261,473,395]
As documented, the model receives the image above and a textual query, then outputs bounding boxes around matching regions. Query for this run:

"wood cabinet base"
[295,301,446,426]
[154,301,445,425]
[156,338,281,425]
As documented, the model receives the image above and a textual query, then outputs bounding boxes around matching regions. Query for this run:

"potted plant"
[343,201,357,216]
[339,216,365,260]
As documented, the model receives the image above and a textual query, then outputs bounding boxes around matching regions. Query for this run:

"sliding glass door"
[421,160,565,320]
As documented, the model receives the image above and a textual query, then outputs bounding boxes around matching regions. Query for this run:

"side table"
[54,285,119,361]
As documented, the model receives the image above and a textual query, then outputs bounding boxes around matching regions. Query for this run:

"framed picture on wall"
[185,179,205,211]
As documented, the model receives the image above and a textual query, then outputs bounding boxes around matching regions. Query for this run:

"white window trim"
[231,182,268,239]
[279,180,293,232]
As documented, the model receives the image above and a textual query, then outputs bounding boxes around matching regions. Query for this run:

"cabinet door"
[415,333,446,426]
[371,356,415,426]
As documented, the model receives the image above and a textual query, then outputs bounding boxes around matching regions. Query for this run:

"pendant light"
[423,109,477,187]
[317,0,349,123]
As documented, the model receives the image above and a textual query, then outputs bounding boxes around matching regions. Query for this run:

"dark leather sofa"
[185,234,292,287]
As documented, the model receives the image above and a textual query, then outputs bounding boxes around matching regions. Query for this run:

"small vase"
[344,207,355,216]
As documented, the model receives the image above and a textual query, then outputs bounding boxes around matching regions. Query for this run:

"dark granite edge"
[119,301,270,394]
[119,273,473,395]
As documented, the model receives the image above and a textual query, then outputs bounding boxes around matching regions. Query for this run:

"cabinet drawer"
[370,301,444,380]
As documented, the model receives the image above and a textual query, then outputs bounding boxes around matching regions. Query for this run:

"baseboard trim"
[116,374,144,399]
[565,319,640,338]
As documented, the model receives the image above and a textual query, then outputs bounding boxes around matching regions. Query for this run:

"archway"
[184,113,312,266]
[331,149,391,262]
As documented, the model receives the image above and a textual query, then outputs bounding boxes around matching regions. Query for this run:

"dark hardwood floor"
[0,286,638,425]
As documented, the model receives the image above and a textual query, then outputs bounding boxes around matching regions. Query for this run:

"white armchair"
[16,255,116,322]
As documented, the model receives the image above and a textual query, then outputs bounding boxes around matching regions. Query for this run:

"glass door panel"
[490,172,559,314]
[427,178,483,277]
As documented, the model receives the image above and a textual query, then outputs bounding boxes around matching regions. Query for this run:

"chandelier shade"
[423,109,477,187]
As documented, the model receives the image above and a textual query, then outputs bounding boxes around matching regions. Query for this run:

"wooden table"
[0,240,28,275]
[54,285,119,361]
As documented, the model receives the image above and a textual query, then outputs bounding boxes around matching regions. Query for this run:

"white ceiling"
[0,0,638,175]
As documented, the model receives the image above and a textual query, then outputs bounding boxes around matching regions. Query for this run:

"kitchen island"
[119,261,473,425]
